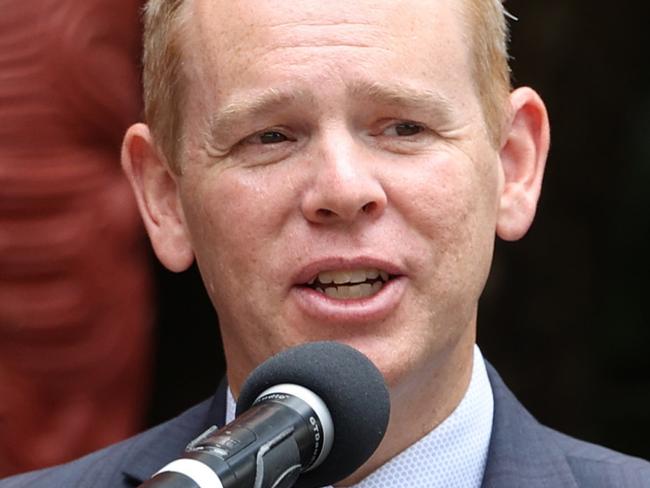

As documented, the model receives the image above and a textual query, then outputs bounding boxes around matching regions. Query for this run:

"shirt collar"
[226,345,494,488]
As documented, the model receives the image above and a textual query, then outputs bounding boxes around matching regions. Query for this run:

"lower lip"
[291,277,407,325]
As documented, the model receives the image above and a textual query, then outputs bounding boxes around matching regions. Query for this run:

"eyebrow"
[347,80,456,119]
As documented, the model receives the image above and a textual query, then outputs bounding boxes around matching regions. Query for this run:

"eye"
[258,130,289,144]
[230,127,297,167]
[240,128,295,147]
[385,122,425,137]
[371,120,436,154]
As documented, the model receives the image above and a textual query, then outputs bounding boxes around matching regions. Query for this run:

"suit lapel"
[482,364,579,488]
[121,380,227,486]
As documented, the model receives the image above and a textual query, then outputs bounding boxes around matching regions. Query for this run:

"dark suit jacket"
[1,364,648,487]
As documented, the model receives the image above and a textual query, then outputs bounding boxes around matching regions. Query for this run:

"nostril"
[362,202,377,213]
[317,208,335,218]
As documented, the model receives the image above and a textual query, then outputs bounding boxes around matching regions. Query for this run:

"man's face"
[175,0,504,392]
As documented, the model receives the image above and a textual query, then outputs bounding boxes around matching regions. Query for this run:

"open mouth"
[303,268,393,299]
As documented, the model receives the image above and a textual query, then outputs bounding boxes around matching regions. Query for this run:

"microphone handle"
[140,399,315,488]
[139,437,302,488]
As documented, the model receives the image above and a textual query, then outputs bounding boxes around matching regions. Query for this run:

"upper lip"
[292,256,405,286]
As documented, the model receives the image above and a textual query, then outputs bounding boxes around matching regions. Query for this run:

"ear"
[121,123,194,272]
[496,87,550,241]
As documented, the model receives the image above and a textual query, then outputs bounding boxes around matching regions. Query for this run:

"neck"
[334,329,476,487]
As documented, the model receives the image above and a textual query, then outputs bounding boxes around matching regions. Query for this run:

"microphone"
[139,341,390,488]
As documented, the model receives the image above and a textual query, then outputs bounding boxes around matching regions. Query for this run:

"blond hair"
[465,0,513,145]
[142,0,190,170]
[142,0,512,171]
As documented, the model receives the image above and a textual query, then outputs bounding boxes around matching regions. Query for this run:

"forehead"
[183,0,474,112]
[190,0,465,44]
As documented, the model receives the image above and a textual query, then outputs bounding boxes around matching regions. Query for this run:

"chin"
[323,335,417,387]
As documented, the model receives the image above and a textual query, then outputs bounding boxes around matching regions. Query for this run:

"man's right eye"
[230,128,297,166]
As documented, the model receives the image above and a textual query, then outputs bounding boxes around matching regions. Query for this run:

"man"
[1,0,648,487]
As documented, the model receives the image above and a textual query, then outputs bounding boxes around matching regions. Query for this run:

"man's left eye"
[385,122,425,137]
[258,131,288,144]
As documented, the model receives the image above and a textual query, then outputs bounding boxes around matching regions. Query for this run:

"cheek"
[180,167,299,303]
[391,152,500,287]
[399,159,486,236]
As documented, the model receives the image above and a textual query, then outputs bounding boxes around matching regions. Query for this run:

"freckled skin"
[124,0,549,483]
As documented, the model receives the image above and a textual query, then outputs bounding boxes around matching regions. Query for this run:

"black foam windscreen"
[236,341,390,488]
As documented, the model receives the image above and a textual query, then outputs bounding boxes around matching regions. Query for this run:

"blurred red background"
[0,0,153,476]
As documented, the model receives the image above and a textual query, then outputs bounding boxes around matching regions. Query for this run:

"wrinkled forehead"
[183,0,473,88]
[189,0,447,44]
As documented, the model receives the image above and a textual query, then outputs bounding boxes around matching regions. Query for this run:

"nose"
[300,135,387,225]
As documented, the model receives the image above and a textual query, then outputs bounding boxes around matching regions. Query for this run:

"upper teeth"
[308,268,389,285]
